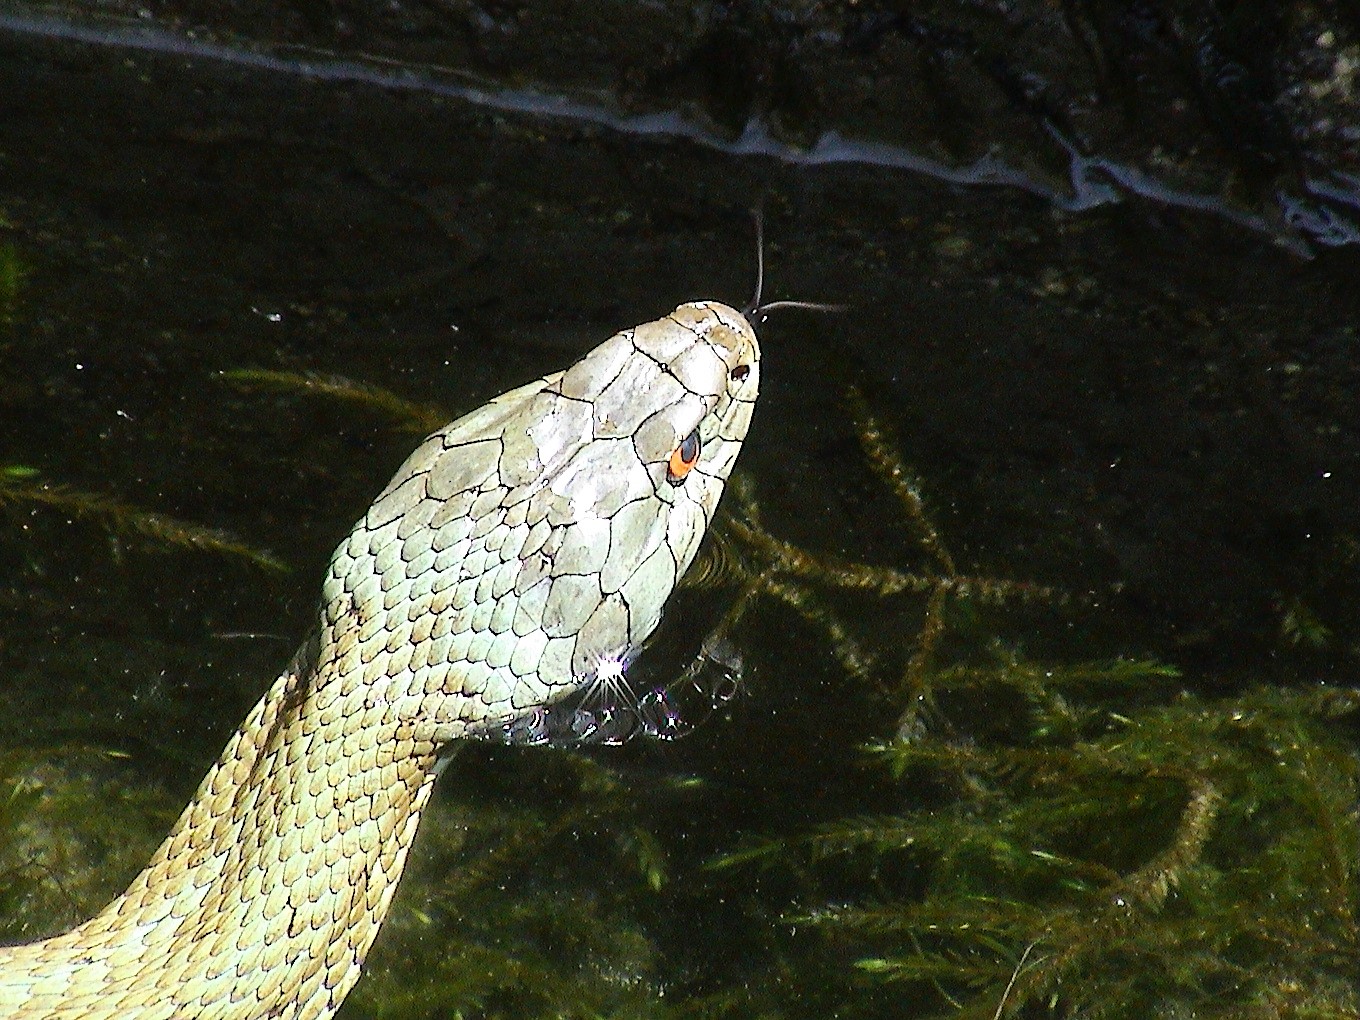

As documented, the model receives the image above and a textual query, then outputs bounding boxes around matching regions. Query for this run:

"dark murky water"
[2,19,1359,1019]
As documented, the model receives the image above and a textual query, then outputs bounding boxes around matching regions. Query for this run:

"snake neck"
[0,642,443,1020]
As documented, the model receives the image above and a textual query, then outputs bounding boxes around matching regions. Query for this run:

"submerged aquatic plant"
[703,385,1061,722]
[764,674,1360,1019]
[0,759,45,943]
[1280,596,1334,650]
[0,747,176,944]
[7,360,1351,1020]
[0,239,25,327]
[705,394,1360,1020]
[218,369,450,434]
[343,751,683,1020]
[0,468,287,572]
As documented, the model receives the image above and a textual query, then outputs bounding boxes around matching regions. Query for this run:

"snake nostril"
[731,364,750,382]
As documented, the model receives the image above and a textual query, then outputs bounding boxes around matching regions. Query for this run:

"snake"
[0,300,761,1020]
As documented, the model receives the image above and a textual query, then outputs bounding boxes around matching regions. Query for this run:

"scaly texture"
[0,301,761,1020]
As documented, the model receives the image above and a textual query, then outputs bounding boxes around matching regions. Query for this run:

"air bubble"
[477,634,747,748]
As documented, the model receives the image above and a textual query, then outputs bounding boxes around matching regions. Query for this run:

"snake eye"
[731,364,750,382]
[666,428,702,486]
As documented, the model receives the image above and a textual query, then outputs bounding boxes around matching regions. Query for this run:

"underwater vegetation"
[0,760,44,942]
[700,399,1360,1020]
[2,365,1355,1020]
[344,750,683,1020]
[0,239,24,329]
[711,662,1360,1019]
[0,747,176,945]
[217,369,450,436]
[0,207,25,330]
[0,466,287,573]
[0,240,283,576]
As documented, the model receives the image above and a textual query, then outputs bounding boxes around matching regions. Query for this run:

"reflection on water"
[1,17,1359,1020]
[486,633,744,748]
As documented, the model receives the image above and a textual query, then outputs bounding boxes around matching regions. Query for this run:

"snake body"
[0,301,761,1020]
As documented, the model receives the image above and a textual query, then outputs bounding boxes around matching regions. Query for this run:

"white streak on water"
[0,7,1331,255]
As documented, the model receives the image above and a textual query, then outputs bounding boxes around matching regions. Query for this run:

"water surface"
[1,22,1357,1019]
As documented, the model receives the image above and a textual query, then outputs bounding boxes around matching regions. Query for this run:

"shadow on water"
[1,16,1359,1020]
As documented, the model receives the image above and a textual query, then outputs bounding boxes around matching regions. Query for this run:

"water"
[1,16,1358,1019]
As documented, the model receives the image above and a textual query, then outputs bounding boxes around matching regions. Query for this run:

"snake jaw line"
[0,299,762,1020]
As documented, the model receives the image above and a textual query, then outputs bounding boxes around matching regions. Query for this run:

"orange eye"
[666,428,702,486]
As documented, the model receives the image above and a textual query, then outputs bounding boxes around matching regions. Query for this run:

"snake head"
[320,301,761,745]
